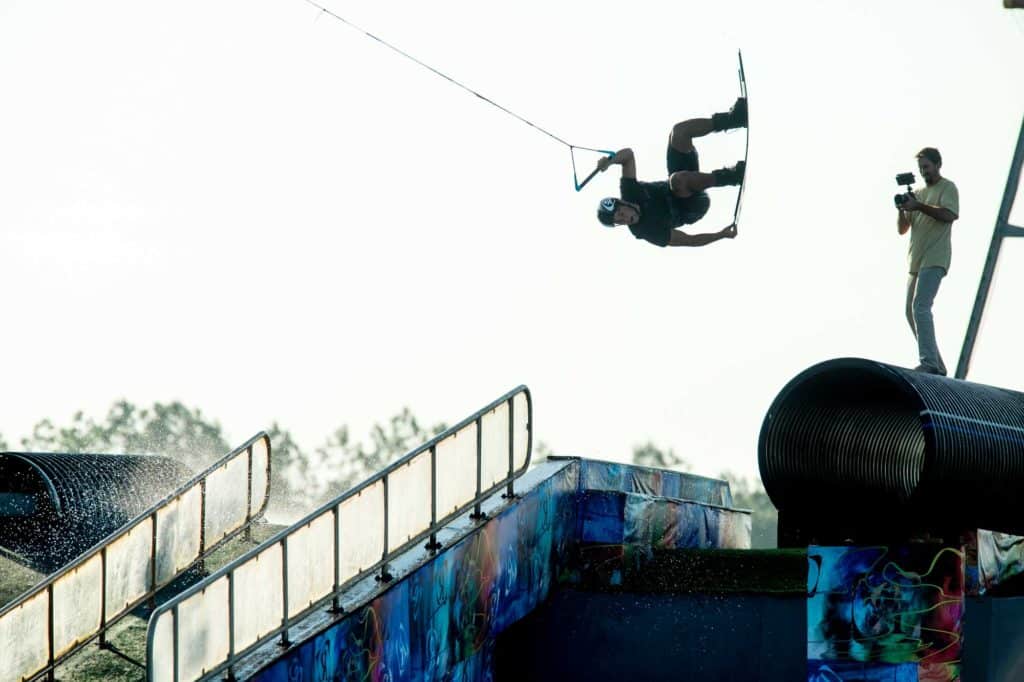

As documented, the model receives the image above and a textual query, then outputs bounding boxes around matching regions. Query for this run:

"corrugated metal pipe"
[0,452,192,571]
[759,358,1024,541]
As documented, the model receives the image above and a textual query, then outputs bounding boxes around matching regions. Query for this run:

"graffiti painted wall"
[250,464,578,682]
[249,460,749,681]
[578,459,734,507]
[807,545,964,682]
[574,489,751,588]
[977,529,1024,594]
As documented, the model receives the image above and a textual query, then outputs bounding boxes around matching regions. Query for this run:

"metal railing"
[0,433,272,682]
[146,386,532,682]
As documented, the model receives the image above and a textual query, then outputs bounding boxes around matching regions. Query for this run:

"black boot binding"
[711,97,748,132]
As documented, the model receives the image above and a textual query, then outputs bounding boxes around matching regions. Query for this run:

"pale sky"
[1,0,1022,485]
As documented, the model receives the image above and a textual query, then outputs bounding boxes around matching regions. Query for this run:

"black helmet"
[597,197,621,227]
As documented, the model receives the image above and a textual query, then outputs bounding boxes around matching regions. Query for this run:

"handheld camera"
[894,172,916,208]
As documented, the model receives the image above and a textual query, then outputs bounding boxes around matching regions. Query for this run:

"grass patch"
[0,551,44,607]
[627,548,808,594]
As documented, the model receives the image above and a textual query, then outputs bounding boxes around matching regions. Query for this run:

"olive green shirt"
[908,177,959,274]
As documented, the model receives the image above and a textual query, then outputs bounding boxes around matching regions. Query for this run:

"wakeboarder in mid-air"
[595,98,747,248]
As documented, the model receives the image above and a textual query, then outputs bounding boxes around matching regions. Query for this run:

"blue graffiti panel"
[251,465,577,682]
[579,490,626,544]
[808,660,919,681]
[807,545,964,682]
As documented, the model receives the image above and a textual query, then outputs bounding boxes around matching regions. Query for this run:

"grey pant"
[906,267,946,373]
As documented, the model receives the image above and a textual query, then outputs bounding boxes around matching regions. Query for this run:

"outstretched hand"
[721,224,738,239]
[596,156,613,172]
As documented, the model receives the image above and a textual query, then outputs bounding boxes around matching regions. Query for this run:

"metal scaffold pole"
[955,113,1024,380]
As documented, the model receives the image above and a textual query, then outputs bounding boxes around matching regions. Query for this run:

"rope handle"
[572,148,616,192]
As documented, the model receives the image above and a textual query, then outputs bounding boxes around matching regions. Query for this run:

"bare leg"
[670,170,717,198]
[669,118,714,154]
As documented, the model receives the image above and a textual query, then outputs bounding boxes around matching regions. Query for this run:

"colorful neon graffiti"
[807,545,964,682]
[251,461,750,681]
[251,465,577,682]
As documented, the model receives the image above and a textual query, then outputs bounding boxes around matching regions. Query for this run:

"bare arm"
[897,209,911,235]
[915,203,958,223]
[903,196,957,223]
[668,224,736,247]
[597,148,636,180]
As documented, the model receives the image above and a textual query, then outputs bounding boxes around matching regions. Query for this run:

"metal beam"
[955,113,1024,379]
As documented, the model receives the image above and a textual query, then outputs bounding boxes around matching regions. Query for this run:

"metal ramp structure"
[956,112,1024,379]
[144,386,755,682]
[137,371,1024,681]
[0,433,271,682]
[145,387,533,682]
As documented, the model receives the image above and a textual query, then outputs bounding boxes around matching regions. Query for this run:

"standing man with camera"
[897,147,960,376]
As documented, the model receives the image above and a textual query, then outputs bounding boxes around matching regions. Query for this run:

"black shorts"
[666,145,700,173]
[666,145,710,224]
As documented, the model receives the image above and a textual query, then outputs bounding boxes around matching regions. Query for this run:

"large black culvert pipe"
[759,358,1024,539]
[0,452,193,571]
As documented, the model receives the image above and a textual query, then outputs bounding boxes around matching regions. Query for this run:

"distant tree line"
[0,405,777,545]
[2,401,446,520]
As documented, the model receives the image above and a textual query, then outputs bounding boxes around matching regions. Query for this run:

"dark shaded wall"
[961,596,1024,682]
[495,587,1024,681]
[495,590,806,682]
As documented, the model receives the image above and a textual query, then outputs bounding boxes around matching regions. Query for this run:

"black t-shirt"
[620,177,706,247]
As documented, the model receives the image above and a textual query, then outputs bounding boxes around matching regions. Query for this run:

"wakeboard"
[731,50,750,232]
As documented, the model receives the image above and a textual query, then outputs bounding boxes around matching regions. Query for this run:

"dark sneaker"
[727,97,748,126]
[712,97,748,131]
[712,160,746,187]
